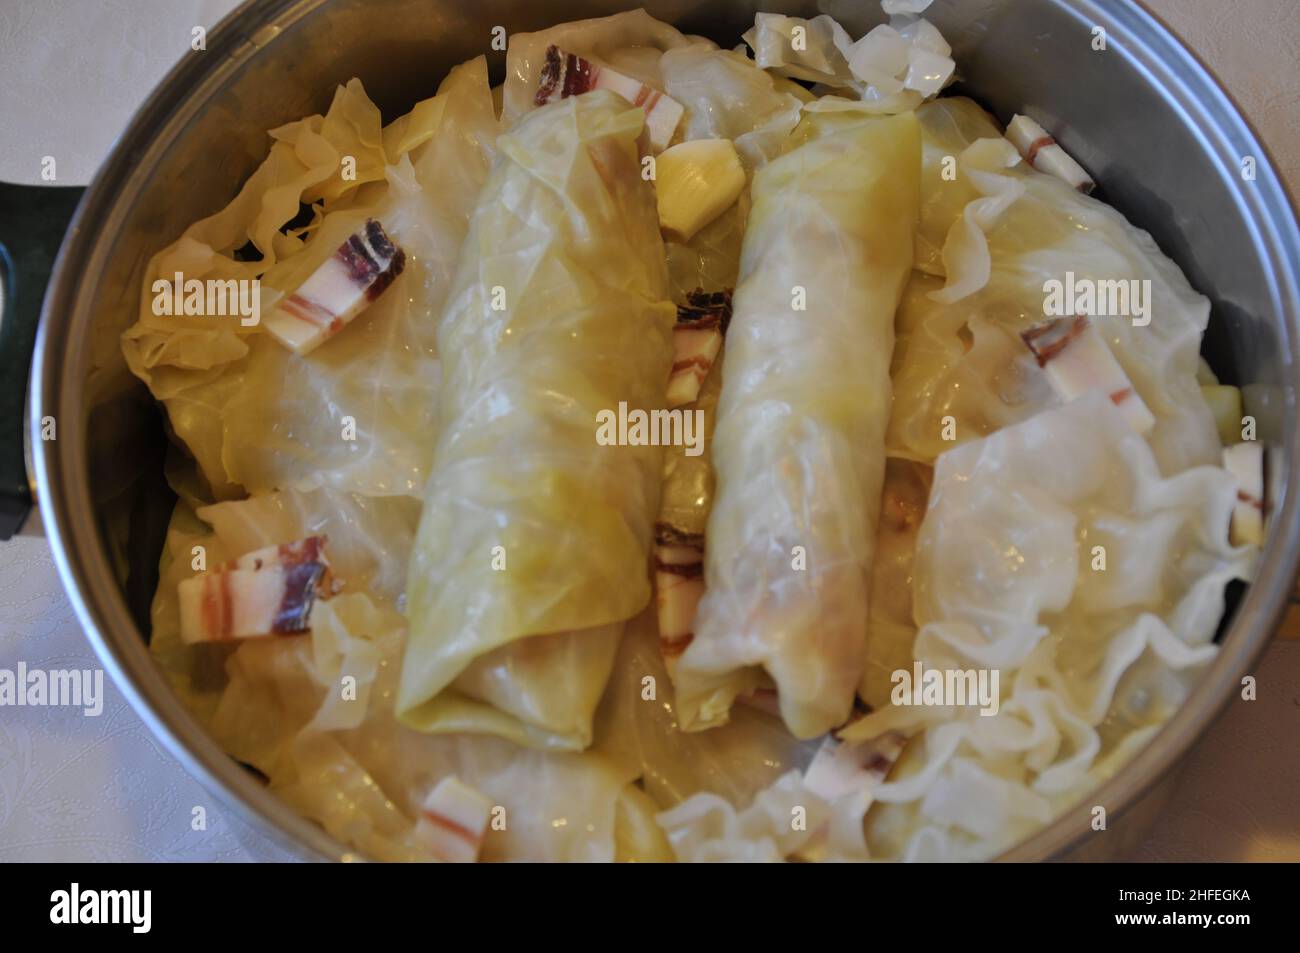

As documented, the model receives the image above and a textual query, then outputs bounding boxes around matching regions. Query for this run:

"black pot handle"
[0,182,85,540]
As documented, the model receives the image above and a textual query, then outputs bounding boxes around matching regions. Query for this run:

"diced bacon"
[667,289,731,407]
[415,776,493,863]
[1223,442,1266,546]
[534,44,684,152]
[803,731,904,803]
[654,522,705,676]
[794,731,904,860]
[264,219,405,355]
[1020,315,1155,434]
[178,536,333,644]
[1005,114,1095,194]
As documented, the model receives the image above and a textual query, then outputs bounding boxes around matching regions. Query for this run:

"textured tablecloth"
[0,0,1296,863]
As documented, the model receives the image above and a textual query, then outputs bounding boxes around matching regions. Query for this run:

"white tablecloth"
[1,0,1297,862]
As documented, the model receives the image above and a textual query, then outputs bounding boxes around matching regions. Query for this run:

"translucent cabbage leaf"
[148,488,420,722]
[211,590,668,862]
[859,459,932,711]
[658,46,808,171]
[844,394,1256,860]
[151,491,661,862]
[889,97,1221,476]
[122,59,497,500]
[595,608,815,809]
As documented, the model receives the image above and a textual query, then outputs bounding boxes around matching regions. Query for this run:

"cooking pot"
[2,0,1297,861]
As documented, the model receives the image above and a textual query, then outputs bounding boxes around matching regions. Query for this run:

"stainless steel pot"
[3,0,1297,861]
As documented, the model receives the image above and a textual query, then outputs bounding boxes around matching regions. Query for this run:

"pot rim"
[28,0,1300,862]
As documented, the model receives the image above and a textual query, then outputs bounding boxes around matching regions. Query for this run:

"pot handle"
[0,182,85,540]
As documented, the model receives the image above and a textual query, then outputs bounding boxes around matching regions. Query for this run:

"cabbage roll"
[674,112,922,739]
[398,91,677,751]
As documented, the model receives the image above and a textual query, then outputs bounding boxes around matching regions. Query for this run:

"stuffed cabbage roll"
[398,91,677,751]
[674,112,922,739]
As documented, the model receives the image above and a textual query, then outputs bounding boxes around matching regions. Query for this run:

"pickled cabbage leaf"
[674,112,921,738]
[844,394,1255,860]
[212,591,669,862]
[742,13,857,88]
[889,97,1220,476]
[656,45,807,298]
[122,58,497,500]
[656,767,884,862]
[399,92,677,751]
[741,9,954,111]
[595,608,815,809]
[151,492,664,862]
[657,360,723,539]
[148,488,420,721]
[659,46,808,171]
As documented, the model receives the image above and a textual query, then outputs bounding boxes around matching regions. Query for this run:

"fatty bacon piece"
[415,776,494,863]
[795,731,905,862]
[667,289,731,408]
[1020,315,1155,434]
[1223,441,1266,546]
[1005,114,1095,194]
[535,44,684,152]
[654,523,706,675]
[178,536,335,644]
[264,219,406,355]
[656,292,730,671]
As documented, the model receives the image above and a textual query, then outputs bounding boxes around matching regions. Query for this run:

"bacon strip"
[178,536,333,644]
[1021,313,1088,368]
[654,522,705,674]
[1223,442,1266,546]
[1005,114,1095,193]
[803,731,905,803]
[1020,315,1155,434]
[667,289,731,407]
[414,777,493,863]
[534,44,684,152]
[264,219,405,355]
